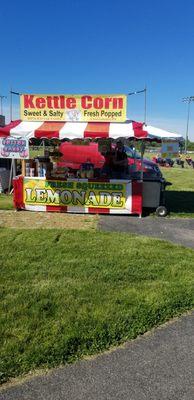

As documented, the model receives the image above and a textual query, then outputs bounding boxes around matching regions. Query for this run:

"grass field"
[0,150,193,385]
[161,167,194,191]
[0,228,194,384]
[160,167,194,217]
[0,194,13,210]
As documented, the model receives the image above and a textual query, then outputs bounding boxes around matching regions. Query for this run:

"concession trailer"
[0,113,183,217]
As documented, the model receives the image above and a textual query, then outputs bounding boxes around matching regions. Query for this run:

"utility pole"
[144,86,147,125]
[0,95,7,114]
[128,87,147,124]
[10,89,20,121]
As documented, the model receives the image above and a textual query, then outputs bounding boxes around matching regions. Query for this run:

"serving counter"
[13,176,143,216]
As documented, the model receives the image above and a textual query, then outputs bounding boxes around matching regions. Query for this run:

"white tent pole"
[139,140,146,219]
[140,140,145,182]
[42,139,45,156]
[13,159,16,177]
[8,159,13,193]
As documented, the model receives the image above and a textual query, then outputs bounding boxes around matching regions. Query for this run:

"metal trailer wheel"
[156,206,168,217]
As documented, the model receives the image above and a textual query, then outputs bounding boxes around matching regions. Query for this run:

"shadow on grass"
[165,191,194,215]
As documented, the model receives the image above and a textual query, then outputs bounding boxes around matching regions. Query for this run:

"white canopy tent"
[0,120,183,141]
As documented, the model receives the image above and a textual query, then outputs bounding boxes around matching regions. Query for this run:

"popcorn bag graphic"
[66,109,82,121]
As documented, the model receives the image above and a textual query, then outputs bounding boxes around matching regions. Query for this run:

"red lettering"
[94,97,104,109]
[23,94,123,112]
[60,96,65,108]
[47,96,53,108]
[24,95,35,108]
[53,96,60,108]
[104,97,112,109]
[66,97,76,109]
[112,98,123,109]
[81,95,92,109]
[36,97,46,108]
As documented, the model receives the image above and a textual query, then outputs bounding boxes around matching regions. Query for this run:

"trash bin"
[143,177,171,217]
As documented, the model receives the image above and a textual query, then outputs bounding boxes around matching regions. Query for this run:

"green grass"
[161,167,194,191]
[1,229,194,383]
[160,168,194,217]
[0,194,13,210]
[144,152,194,216]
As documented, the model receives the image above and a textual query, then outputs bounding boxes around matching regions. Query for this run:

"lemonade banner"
[161,141,179,158]
[20,94,127,122]
[23,178,127,209]
[0,137,29,159]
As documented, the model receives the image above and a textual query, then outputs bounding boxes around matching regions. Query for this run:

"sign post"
[0,137,29,193]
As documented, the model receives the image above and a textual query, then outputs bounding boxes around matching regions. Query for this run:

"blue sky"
[0,0,194,139]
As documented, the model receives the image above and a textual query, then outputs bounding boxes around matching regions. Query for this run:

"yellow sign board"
[23,178,126,209]
[20,94,127,122]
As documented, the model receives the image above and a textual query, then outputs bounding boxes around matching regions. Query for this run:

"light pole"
[182,96,194,153]
[128,87,147,185]
[128,87,147,124]
[10,89,20,121]
[0,95,7,114]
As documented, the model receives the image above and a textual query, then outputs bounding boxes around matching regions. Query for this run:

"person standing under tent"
[112,140,129,179]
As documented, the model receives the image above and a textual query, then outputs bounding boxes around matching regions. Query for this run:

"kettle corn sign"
[20,94,127,122]
[23,179,126,209]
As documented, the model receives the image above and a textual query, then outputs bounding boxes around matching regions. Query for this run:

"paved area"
[1,312,194,400]
[99,216,194,249]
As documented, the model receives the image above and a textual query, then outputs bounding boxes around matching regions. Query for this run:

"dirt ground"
[0,210,98,230]
[1,211,194,249]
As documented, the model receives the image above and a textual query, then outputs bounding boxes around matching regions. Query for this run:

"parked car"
[58,142,162,178]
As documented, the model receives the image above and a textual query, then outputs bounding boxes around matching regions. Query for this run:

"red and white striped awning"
[0,119,183,141]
